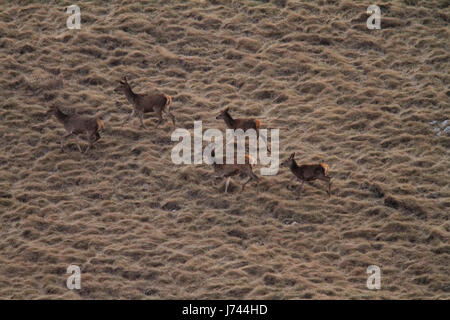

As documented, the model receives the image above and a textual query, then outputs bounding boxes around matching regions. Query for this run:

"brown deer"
[47,106,104,153]
[209,149,259,193]
[114,76,175,129]
[281,152,331,196]
[216,107,270,152]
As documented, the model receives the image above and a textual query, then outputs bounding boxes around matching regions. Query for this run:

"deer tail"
[96,118,105,131]
[164,94,172,112]
[254,119,261,129]
[320,163,329,176]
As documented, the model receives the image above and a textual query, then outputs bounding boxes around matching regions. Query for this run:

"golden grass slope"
[0,0,449,299]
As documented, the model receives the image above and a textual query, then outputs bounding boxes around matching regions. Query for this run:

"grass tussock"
[0,0,449,299]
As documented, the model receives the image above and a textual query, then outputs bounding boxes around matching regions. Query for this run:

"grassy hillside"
[0,0,448,299]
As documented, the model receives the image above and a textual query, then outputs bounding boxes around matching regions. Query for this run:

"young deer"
[114,76,175,129]
[209,150,259,193]
[47,106,104,153]
[216,107,270,152]
[281,152,331,196]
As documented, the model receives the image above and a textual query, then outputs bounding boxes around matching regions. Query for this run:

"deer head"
[281,152,296,167]
[114,76,130,93]
[216,107,230,120]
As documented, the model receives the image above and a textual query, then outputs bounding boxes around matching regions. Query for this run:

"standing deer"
[281,152,331,196]
[216,107,270,152]
[209,149,259,193]
[114,76,175,129]
[47,106,104,153]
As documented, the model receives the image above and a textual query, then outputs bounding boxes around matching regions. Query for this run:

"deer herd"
[48,76,332,197]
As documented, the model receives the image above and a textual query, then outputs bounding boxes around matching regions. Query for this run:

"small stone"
[443,126,450,135]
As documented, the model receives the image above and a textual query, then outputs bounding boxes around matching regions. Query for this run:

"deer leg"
[73,139,83,153]
[93,131,101,143]
[225,177,231,193]
[257,130,271,153]
[84,133,91,153]
[317,175,331,196]
[155,111,163,128]
[326,177,332,196]
[242,177,253,191]
[249,169,259,183]
[60,132,73,151]
[84,143,92,154]
[137,111,147,129]
[163,107,176,127]
[242,168,259,191]
[243,175,259,191]
[73,135,84,153]
[122,109,135,127]
[84,133,96,154]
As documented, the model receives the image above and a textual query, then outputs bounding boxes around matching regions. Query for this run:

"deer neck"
[223,112,235,128]
[289,160,299,172]
[124,85,137,104]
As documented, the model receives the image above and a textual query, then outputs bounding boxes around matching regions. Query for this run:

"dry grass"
[0,0,449,299]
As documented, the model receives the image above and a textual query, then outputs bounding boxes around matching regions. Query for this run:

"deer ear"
[290,152,295,159]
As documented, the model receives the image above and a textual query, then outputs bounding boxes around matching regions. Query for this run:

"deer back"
[66,114,98,134]
[212,163,238,177]
[233,118,258,131]
[297,164,326,181]
[136,92,167,113]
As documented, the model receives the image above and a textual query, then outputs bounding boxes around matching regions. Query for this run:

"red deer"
[114,76,175,129]
[210,150,259,193]
[281,152,331,196]
[216,107,270,152]
[47,106,104,153]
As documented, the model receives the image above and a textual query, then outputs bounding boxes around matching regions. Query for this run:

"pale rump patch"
[245,154,257,166]
[164,94,172,110]
[320,163,329,176]
[96,118,105,131]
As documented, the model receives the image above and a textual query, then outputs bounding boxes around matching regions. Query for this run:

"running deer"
[114,76,175,129]
[209,150,259,193]
[281,152,331,196]
[216,107,270,152]
[47,106,104,153]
